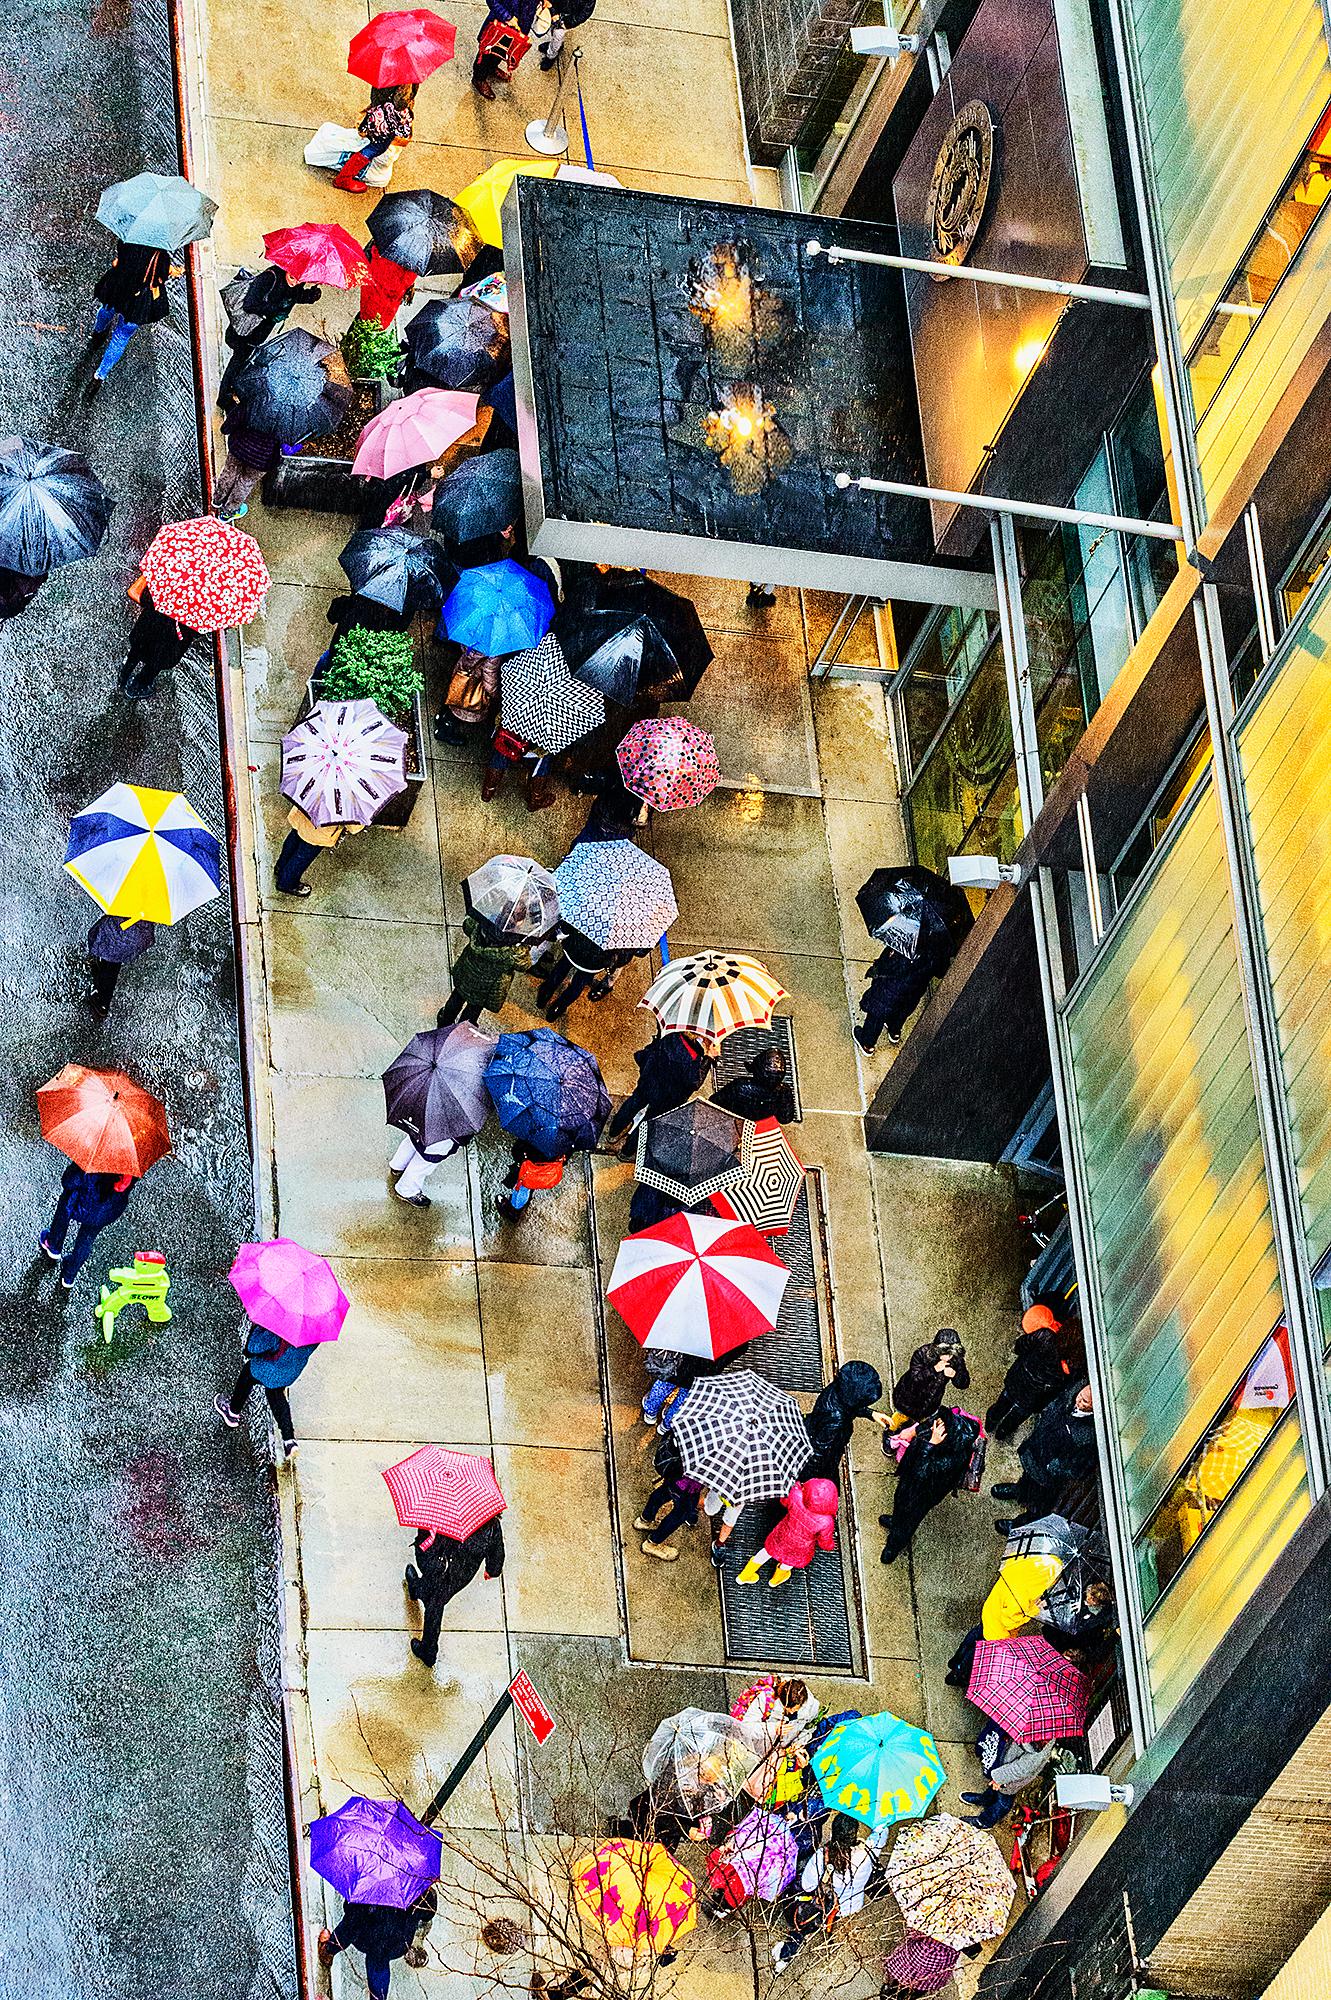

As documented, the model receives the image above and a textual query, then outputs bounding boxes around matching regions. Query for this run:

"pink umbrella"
[352,387,479,479]
[967,1635,1091,1741]
[721,1809,798,1901]
[617,717,720,811]
[228,1239,349,1346]
[382,1445,506,1547]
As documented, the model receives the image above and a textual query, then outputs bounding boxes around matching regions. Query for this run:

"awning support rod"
[805,237,1153,311]
[834,470,1185,545]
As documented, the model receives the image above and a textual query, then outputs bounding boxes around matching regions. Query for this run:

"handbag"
[303,123,394,184]
[446,659,491,716]
[477,15,531,71]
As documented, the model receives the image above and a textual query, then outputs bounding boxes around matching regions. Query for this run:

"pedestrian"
[273,804,365,898]
[711,1047,796,1124]
[499,1140,569,1218]
[214,1322,314,1456]
[318,1888,437,1996]
[211,401,287,522]
[536,930,628,1018]
[771,1812,882,1972]
[218,265,320,401]
[0,565,47,622]
[472,0,547,98]
[567,766,647,845]
[991,1382,1097,1531]
[359,245,417,330]
[388,1133,461,1208]
[985,1303,1085,1440]
[536,0,595,67]
[943,1540,1068,1690]
[635,1430,703,1562]
[730,1674,819,1751]
[435,644,501,746]
[334,82,418,192]
[119,574,200,699]
[853,943,937,1052]
[879,1406,982,1564]
[606,1029,713,1145]
[437,912,528,1024]
[888,1327,970,1430]
[881,1932,962,1996]
[40,1161,135,1288]
[481,726,558,812]
[801,1360,886,1482]
[85,914,156,1016]
[960,1727,1059,1828]
[702,1486,744,1568]
[404,1512,505,1665]
[87,235,180,392]
[737,1478,838,1587]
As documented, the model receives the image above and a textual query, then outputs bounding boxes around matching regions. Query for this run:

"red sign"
[509,1670,556,1744]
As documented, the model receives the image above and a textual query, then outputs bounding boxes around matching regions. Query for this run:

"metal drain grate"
[728,1182,824,1394]
[719,1516,854,1671]
[712,1019,802,1121]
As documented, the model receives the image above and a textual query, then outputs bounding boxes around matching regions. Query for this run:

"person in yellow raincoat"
[944,1550,1065,1689]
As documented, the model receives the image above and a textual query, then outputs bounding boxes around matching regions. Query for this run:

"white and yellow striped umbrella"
[640,951,787,1047]
[64,782,222,925]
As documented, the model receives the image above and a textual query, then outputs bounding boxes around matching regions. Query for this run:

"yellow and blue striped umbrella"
[64,782,222,925]
[812,1712,946,1828]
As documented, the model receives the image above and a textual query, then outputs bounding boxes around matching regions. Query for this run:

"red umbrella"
[606,1212,791,1359]
[382,1446,505,1546]
[348,8,456,84]
[966,1636,1091,1742]
[37,1063,170,1178]
[263,222,368,290]
[139,516,270,632]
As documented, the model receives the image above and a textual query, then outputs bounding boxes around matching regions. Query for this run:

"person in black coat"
[801,1361,886,1481]
[405,1515,505,1666]
[40,1162,134,1287]
[607,1030,713,1144]
[889,1328,970,1427]
[985,1305,1085,1439]
[218,266,321,402]
[120,577,201,699]
[854,918,957,1052]
[992,1382,1097,1529]
[89,238,178,389]
[85,915,156,1016]
[712,1048,796,1125]
[880,1406,981,1563]
[319,1889,437,1996]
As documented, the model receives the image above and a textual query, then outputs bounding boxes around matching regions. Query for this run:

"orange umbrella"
[37,1063,170,1178]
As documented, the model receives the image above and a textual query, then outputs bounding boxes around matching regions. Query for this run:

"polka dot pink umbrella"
[617,717,720,812]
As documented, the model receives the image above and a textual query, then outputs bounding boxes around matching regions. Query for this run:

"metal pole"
[420,1689,513,1825]
[525,44,577,155]
[835,470,1185,545]
[804,238,1153,310]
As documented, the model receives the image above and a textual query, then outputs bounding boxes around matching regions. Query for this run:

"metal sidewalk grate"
[712,1018,802,1121]
[728,1182,824,1394]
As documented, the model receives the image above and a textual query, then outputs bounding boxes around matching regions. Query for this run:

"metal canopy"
[504,178,997,611]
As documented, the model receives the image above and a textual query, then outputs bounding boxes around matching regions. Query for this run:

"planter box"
[264,377,398,515]
[297,673,430,829]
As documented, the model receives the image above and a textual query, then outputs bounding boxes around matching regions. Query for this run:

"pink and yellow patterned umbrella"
[572,1841,696,1955]
[617,717,720,811]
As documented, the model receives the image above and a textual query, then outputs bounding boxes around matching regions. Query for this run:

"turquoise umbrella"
[811,1713,946,1828]
[97,172,217,250]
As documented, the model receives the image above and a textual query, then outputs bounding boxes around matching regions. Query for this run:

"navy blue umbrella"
[231,329,353,441]
[434,450,521,545]
[0,437,114,574]
[406,298,509,392]
[367,191,482,277]
[339,528,457,614]
[484,1027,610,1156]
[482,372,517,438]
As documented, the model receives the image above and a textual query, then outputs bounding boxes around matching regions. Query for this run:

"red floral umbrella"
[139,515,270,632]
[617,717,720,812]
[967,1636,1091,1742]
[381,1445,505,1546]
[263,222,368,290]
[348,8,456,84]
[37,1063,170,1178]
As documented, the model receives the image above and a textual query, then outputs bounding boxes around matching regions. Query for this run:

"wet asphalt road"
[0,0,295,1993]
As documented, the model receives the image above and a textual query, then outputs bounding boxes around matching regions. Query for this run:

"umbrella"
[463,854,559,942]
[139,515,270,631]
[722,1809,799,1901]
[228,1239,349,1346]
[309,1796,441,1911]
[811,1713,946,1828]
[382,1444,506,1540]
[457,158,561,247]
[64,782,221,925]
[445,560,553,657]
[552,840,678,952]
[482,372,517,436]
[281,698,408,829]
[886,1813,1015,1949]
[634,1101,749,1203]
[382,1022,497,1149]
[405,298,508,393]
[231,329,352,442]
[348,7,457,83]
[556,573,713,703]
[433,449,521,542]
[37,1064,169,1178]
[338,527,456,615]
[856,864,974,962]
[368,190,481,277]
[0,437,113,574]
[639,951,788,1048]
[500,633,604,755]
[642,1710,764,1813]
[97,171,216,248]
[666,1365,807,1497]
[710,1118,805,1236]
[617,718,719,812]
[352,387,479,479]
[572,1841,696,1955]
[263,222,368,288]
[1002,1515,1111,1635]
[967,1636,1092,1742]
[484,1027,610,1154]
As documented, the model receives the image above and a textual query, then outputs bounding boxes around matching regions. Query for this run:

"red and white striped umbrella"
[139,514,270,631]
[606,1211,791,1359]
[381,1445,506,1544]
[281,698,408,828]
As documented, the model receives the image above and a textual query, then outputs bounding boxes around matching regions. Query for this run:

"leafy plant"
[340,315,405,384]
[323,627,423,718]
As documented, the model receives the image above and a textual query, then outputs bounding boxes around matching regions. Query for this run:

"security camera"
[947,855,1021,891]
[849,19,923,55]
[1054,1773,1135,1811]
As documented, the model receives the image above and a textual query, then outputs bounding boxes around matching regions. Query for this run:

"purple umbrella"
[382,1022,497,1149]
[309,1796,442,1910]
[724,1808,798,1901]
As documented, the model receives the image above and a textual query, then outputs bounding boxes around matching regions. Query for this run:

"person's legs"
[92,303,115,341]
[984,1383,1035,1439]
[545,968,593,1018]
[606,1086,648,1140]
[436,990,465,1027]
[945,1623,983,1687]
[462,1000,485,1024]
[641,1377,679,1423]
[365,1954,393,2000]
[229,1362,259,1413]
[412,1580,448,1665]
[275,829,320,895]
[86,956,120,1013]
[42,1186,75,1259]
[538,21,565,64]
[635,1482,672,1526]
[395,1145,449,1200]
[211,453,263,521]
[59,1220,103,1284]
[736,1546,774,1583]
[92,314,139,379]
[644,1496,693,1544]
[264,1386,296,1450]
[390,1136,417,1176]
[854,1004,888,1052]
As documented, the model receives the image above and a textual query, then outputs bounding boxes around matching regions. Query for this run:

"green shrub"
[323,627,423,718]
[340,316,405,384]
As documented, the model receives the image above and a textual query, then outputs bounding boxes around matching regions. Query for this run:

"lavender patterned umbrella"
[280,698,407,827]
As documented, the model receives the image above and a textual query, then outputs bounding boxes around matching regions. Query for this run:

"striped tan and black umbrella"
[710,1116,804,1235]
[640,951,787,1047]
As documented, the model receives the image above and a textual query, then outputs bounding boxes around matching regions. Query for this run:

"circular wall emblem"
[926,100,995,268]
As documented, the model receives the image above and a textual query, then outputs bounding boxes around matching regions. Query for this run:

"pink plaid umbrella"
[352,387,479,479]
[382,1445,506,1546]
[966,1635,1091,1741]
[228,1239,349,1346]
[617,717,720,812]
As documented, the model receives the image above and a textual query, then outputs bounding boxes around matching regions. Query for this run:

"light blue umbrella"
[442,559,553,655]
[97,172,218,250]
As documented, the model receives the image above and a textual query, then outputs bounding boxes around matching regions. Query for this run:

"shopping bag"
[303,124,394,185]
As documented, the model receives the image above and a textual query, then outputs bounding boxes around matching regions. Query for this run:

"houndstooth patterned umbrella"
[553,839,677,952]
[500,632,606,755]
[710,1117,804,1235]
[635,1101,751,1203]
[669,1367,809,1502]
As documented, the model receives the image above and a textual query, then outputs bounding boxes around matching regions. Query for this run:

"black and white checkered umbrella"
[670,1368,810,1504]
[500,632,606,754]
[635,1101,751,1203]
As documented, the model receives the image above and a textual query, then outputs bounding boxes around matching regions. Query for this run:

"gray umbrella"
[382,1022,498,1148]
[0,438,114,574]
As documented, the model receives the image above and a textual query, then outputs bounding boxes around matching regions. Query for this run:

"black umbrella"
[555,573,713,704]
[367,191,483,278]
[231,329,352,442]
[433,450,521,545]
[856,865,974,963]
[1002,1516,1112,1636]
[339,528,457,614]
[482,372,517,440]
[405,298,509,392]
[635,1101,748,1204]
[0,437,114,574]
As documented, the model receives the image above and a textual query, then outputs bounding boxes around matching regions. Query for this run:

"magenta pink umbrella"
[352,387,479,479]
[228,1238,349,1346]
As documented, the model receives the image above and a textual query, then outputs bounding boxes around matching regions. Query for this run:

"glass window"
[898,604,997,778]
[904,640,1014,876]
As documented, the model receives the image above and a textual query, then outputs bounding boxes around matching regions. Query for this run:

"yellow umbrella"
[572,1840,697,1955]
[455,158,560,247]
